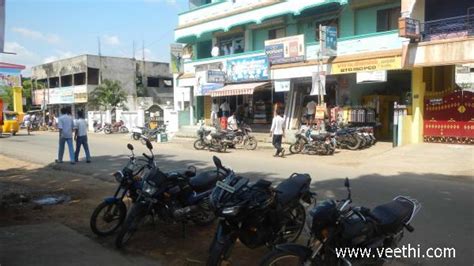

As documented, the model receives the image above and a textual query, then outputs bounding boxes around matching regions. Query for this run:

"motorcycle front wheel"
[115,203,147,249]
[207,232,235,266]
[277,203,306,244]
[289,139,305,154]
[132,133,141,140]
[194,139,206,150]
[90,200,127,236]
[244,136,258,150]
[119,126,129,133]
[104,128,112,134]
[260,250,309,266]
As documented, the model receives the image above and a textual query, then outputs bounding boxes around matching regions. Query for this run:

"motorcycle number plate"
[206,135,213,141]
[216,181,235,193]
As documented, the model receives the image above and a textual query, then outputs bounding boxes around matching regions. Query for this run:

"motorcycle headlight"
[113,171,124,183]
[221,206,241,216]
[142,181,157,195]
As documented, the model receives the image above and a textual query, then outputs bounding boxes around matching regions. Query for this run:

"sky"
[0,0,189,76]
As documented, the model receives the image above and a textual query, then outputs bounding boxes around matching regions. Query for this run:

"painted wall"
[354,2,401,35]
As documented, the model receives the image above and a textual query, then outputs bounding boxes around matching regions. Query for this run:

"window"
[268,28,286,40]
[49,77,59,88]
[377,7,401,32]
[74,73,86,85]
[87,68,99,85]
[147,77,160,87]
[61,75,72,87]
[218,33,244,56]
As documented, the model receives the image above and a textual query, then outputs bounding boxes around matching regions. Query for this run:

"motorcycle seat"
[189,170,219,193]
[370,198,414,234]
[275,174,311,206]
[310,134,329,141]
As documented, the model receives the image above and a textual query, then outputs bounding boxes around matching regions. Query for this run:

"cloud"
[12,27,61,44]
[0,42,42,76]
[43,51,77,63]
[102,35,121,46]
[144,0,176,5]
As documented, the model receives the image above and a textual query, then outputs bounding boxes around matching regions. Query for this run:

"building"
[31,55,173,118]
[173,0,473,144]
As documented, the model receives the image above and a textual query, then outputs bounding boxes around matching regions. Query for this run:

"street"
[0,131,473,265]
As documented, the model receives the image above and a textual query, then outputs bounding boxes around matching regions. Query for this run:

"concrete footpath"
[0,223,158,266]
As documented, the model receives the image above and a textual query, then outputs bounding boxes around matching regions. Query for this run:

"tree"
[0,85,13,110]
[88,79,127,110]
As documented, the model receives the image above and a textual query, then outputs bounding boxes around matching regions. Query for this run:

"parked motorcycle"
[206,156,315,266]
[93,120,104,133]
[131,123,167,141]
[260,178,421,266]
[194,123,227,152]
[104,120,128,134]
[90,142,154,236]
[115,141,224,248]
[220,123,258,150]
[289,126,336,155]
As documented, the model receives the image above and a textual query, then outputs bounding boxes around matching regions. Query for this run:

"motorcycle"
[131,123,167,141]
[207,156,315,266]
[260,178,421,266]
[289,126,336,155]
[104,120,128,134]
[115,141,224,249]
[194,123,227,152]
[93,120,104,133]
[220,123,258,150]
[90,142,154,236]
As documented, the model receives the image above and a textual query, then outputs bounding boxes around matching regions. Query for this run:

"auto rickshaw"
[1,111,20,135]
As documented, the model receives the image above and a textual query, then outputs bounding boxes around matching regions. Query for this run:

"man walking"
[270,108,285,157]
[74,110,91,163]
[56,107,75,164]
[211,99,219,127]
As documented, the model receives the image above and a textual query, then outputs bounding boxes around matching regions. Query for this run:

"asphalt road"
[1,131,473,265]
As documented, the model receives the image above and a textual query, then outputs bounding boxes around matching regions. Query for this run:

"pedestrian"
[306,99,317,126]
[220,99,230,118]
[270,108,285,157]
[227,112,238,131]
[211,99,219,127]
[74,110,91,163]
[56,107,75,164]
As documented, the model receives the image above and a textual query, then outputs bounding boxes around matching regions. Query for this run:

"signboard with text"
[49,87,74,104]
[226,55,269,83]
[321,26,337,57]
[331,56,402,74]
[207,70,226,84]
[399,17,421,39]
[264,35,305,65]
[170,43,185,74]
[274,80,290,92]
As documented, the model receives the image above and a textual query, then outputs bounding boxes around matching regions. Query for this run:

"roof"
[0,62,26,70]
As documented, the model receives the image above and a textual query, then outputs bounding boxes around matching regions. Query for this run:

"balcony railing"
[422,15,474,41]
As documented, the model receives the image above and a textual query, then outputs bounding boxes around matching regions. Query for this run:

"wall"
[354,2,401,35]
[407,38,474,67]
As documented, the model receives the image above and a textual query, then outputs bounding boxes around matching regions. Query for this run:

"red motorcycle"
[104,120,128,134]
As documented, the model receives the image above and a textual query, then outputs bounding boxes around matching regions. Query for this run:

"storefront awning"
[208,82,269,97]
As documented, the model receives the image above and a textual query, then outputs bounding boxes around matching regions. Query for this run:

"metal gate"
[423,90,474,144]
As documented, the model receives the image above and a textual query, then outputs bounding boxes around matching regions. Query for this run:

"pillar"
[12,87,23,114]
[411,67,425,143]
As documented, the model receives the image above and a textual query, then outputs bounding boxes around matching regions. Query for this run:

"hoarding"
[0,68,22,88]
[331,56,402,74]
[74,85,88,103]
[320,26,337,57]
[226,55,269,83]
[49,87,74,104]
[398,17,420,39]
[207,70,226,84]
[264,35,305,65]
[170,43,185,74]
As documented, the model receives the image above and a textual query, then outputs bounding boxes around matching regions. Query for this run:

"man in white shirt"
[211,99,219,127]
[74,110,91,163]
[56,107,75,164]
[23,113,31,133]
[220,100,230,117]
[306,99,317,126]
[227,112,238,131]
[270,108,286,157]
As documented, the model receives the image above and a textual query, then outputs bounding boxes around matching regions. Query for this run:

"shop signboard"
[207,70,226,84]
[331,56,402,74]
[195,62,224,72]
[274,80,291,92]
[74,85,88,103]
[356,71,387,84]
[226,55,269,83]
[32,89,48,106]
[170,43,186,74]
[455,64,473,91]
[0,68,21,89]
[264,35,305,65]
[321,26,337,57]
[195,71,224,96]
[49,87,74,104]
[398,17,420,40]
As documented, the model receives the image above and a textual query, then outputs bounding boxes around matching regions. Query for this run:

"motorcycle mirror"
[127,143,134,151]
[146,139,153,150]
[213,156,223,170]
[344,177,350,188]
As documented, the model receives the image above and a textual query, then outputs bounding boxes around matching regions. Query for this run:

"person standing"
[220,99,230,118]
[227,112,238,131]
[270,108,285,157]
[56,107,75,164]
[211,99,219,127]
[306,99,317,126]
[74,110,91,163]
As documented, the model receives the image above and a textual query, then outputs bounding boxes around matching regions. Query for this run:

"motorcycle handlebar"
[142,153,153,161]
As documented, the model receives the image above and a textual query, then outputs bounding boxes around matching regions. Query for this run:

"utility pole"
[98,36,102,84]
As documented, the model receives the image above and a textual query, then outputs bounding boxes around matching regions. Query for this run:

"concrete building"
[173,0,473,145]
[31,55,173,117]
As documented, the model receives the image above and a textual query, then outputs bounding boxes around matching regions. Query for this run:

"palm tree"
[88,79,127,110]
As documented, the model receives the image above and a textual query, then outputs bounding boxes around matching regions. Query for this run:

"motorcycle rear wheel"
[90,200,127,236]
[104,128,112,134]
[276,203,306,244]
[194,139,206,150]
[119,126,129,133]
[289,140,304,154]
[244,136,258,150]
[132,133,141,140]
[260,249,314,266]
[346,135,361,150]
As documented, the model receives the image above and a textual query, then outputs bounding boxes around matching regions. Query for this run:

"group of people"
[210,99,251,130]
[54,107,92,164]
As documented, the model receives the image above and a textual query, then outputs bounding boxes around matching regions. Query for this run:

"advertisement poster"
[49,87,74,104]
[170,43,185,74]
[331,56,402,74]
[0,68,22,88]
[194,71,224,96]
[321,26,337,57]
[226,55,269,83]
[265,35,305,65]
[74,85,88,103]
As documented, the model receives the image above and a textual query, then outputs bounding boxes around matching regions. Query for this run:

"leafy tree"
[88,79,127,110]
[0,85,13,110]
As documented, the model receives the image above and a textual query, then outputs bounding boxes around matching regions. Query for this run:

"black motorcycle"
[207,156,315,266]
[194,123,227,152]
[115,141,224,248]
[90,142,154,236]
[261,178,421,266]
[220,124,258,150]
[289,126,336,155]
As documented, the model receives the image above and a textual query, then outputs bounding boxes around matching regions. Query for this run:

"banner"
[207,70,225,84]
[0,68,22,88]
[321,26,337,57]
[49,87,74,104]
[310,72,326,96]
[194,71,224,96]
[274,80,290,92]
[74,85,88,103]
[331,56,402,74]
[226,55,269,83]
[170,43,185,74]
[356,70,387,84]
[265,35,305,65]
[0,0,4,53]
